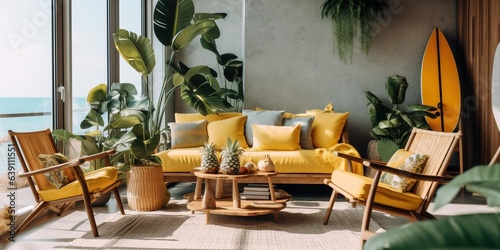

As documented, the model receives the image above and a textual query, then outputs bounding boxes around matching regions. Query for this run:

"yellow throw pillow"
[175,112,242,123]
[242,109,285,147]
[207,116,249,149]
[251,124,301,150]
[38,153,76,189]
[381,149,429,192]
[305,110,349,148]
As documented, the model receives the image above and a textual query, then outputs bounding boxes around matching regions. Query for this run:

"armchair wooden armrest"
[80,149,115,166]
[363,160,453,183]
[80,149,115,162]
[18,159,85,178]
[333,151,366,172]
[333,151,366,163]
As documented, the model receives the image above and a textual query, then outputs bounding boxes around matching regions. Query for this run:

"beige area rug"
[67,200,383,250]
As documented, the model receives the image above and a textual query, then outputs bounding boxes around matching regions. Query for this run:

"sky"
[0,0,141,98]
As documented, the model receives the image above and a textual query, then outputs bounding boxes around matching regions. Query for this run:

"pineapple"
[200,142,220,173]
[220,138,244,175]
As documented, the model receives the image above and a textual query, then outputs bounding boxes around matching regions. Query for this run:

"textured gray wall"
[244,0,457,155]
[176,0,457,156]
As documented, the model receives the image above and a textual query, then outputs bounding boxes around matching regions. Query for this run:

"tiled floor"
[0,182,497,250]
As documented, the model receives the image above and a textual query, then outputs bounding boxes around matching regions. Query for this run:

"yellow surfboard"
[421,28,461,132]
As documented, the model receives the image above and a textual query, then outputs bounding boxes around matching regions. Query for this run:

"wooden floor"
[0,182,495,249]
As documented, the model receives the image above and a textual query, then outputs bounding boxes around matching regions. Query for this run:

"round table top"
[193,170,277,179]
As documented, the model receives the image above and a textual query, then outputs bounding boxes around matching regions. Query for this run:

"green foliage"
[434,164,500,210]
[320,0,389,63]
[52,83,142,176]
[364,164,500,250]
[375,139,400,162]
[366,75,439,152]
[107,0,243,164]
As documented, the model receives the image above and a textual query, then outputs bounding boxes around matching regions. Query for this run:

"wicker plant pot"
[127,163,165,211]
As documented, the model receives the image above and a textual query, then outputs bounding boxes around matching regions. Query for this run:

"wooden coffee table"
[187,170,291,224]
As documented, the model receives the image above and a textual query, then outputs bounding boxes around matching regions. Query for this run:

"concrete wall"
[244,0,457,155]
[176,0,457,156]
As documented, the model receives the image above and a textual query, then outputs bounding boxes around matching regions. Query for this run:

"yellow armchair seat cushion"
[38,167,118,202]
[330,170,423,211]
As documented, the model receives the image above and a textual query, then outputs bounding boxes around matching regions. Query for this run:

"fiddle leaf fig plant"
[366,75,439,160]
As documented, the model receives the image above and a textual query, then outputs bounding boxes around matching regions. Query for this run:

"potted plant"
[108,0,244,165]
[320,0,389,63]
[52,83,140,205]
[107,0,244,210]
[365,75,439,162]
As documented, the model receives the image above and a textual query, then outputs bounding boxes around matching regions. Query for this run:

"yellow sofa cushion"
[157,148,336,174]
[252,124,301,150]
[306,109,349,148]
[331,170,423,211]
[207,116,249,149]
[37,167,118,202]
[175,112,242,123]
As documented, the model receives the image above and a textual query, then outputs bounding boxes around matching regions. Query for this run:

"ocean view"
[0,97,89,172]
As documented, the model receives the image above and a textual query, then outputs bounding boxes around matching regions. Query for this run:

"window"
[71,0,108,134]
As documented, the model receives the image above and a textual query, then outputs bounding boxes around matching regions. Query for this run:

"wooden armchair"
[322,128,462,246]
[8,129,125,237]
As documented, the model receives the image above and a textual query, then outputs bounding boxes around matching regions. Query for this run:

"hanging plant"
[321,0,389,63]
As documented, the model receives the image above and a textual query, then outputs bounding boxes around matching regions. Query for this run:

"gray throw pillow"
[168,120,208,149]
[283,116,315,149]
[242,110,284,147]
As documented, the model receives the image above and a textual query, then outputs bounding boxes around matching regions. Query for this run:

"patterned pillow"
[168,120,208,149]
[380,150,429,192]
[38,153,77,189]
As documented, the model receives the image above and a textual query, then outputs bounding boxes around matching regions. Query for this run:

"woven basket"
[126,163,165,211]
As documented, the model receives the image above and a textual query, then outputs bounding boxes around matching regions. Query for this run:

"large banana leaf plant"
[108,0,243,164]
[366,75,439,161]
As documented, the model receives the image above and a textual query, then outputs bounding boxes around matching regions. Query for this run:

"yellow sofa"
[157,108,363,184]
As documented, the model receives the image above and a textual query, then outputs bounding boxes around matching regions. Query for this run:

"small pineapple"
[200,142,220,173]
[220,138,244,175]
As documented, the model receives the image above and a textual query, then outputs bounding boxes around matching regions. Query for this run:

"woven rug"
[67,199,384,250]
